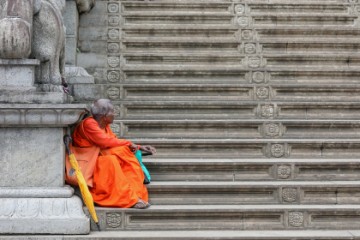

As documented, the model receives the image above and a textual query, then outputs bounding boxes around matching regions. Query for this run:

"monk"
[71,99,156,209]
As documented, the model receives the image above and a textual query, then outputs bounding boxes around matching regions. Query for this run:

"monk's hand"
[129,143,138,153]
[140,145,156,155]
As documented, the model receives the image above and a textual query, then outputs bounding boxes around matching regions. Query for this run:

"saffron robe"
[72,117,148,208]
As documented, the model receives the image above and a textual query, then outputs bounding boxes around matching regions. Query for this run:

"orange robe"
[72,117,148,208]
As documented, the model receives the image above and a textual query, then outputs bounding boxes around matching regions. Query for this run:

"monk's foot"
[132,199,151,209]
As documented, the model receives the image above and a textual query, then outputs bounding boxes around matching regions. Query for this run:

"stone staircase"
[25,0,360,239]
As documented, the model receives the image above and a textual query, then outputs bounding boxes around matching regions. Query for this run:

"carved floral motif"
[106,212,122,228]
[289,212,304,227]
[282,188,297,202]
[277,165,291,179]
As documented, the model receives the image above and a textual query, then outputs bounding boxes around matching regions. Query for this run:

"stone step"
[122,69,360,85]
[147,181,360,205]
[119,101,360,120]
[4,230,360,239]
[144,158,360,181]
[116,83,360,102]
[120,54,360,68]
[120,119,360,139]
[88,205,360,231]
[129,139,360,158]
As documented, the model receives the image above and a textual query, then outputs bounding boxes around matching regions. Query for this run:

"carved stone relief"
[277,165,292,179]
[106,212,122,228]
[288,212,304,227]
[256,104,278,119]
[259,123,285,138]
[264,143,291,158]
[282,188,298,203]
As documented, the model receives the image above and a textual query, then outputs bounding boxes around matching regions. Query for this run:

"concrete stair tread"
[123,65,360,71]
[122,0,349,5]
[6,230,360,239]
[96,204,360,211]
[122,100,360,105]
[131,138,360,143]
[121,83,360,89]
[121,119,360,124]
[143,158,360,164]
[148,181,360,187]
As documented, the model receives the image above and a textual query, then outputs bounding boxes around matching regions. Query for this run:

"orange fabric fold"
[72,117,148,208]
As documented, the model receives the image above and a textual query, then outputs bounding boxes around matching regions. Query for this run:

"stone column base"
[0,195,89,234]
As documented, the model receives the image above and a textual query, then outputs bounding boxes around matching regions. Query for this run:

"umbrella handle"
[63,135,72,155]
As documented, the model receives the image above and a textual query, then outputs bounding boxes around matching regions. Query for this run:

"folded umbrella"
[64,135,100,231]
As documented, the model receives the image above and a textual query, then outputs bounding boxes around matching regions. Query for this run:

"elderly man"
[71,99,156,209]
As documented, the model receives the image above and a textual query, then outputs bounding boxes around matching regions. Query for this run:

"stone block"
[0,197,89,234]
[65,36,77,65]
[0,59,39,89]
[0,127,64,187]
[77,53,107,68]
[64,1,79,36]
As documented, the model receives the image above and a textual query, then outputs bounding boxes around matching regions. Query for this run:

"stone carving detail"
[32,0,67,92]
[241,30,254,40]
[108,3,119,13]
[108,43,120,53]
[252,71,265,83]
[288,212,304,227]
[236,16,250,27]
[265,123,280,136]
[75,0,95,14]
[234,4,245,14]
[108,57,120,68]
[257,104,277,119]
[349,0,358,3]
[0,107,85,126]
[108,29,120,40]
[260,123,285,137]
[282,188,297,203]
[264,143,290,158]
[244,43,256,54]
[248,56,263,68]
[0,0,33,59]
[107,87,121,100]
[255,86,270,100]
[271,144,285,157]
[277,165,291,179]
[0,198,84,218]
[109,16,120,26]
[106,212,122,228]
[107,70,120,83]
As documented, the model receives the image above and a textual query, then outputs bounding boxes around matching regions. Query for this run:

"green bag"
[135,150,151,184]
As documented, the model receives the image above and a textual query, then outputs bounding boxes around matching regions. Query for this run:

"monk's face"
[104,107,115,124]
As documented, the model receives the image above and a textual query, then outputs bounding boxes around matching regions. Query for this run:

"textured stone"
[0,197,89,234]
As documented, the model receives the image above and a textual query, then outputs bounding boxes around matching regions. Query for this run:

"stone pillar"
[64,0,97,102]
[0,0,90,235]
[0,104,89,234]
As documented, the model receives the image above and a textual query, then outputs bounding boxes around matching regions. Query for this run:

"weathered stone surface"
[0,0,33,59]
[0,197,89,234]
[0,59,39,89]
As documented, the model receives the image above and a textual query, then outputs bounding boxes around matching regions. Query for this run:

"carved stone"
[0,0,33,59]
[277,165,292,179]
[260,123,285,138]
[288,212,304,227]
[106,212,122,228]
[264,143,291,158]
[32,0,66,91]
[282,188,298,203]
[75,0,95,14]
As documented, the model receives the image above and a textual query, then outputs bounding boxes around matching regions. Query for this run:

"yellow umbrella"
[64,135,100,231]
